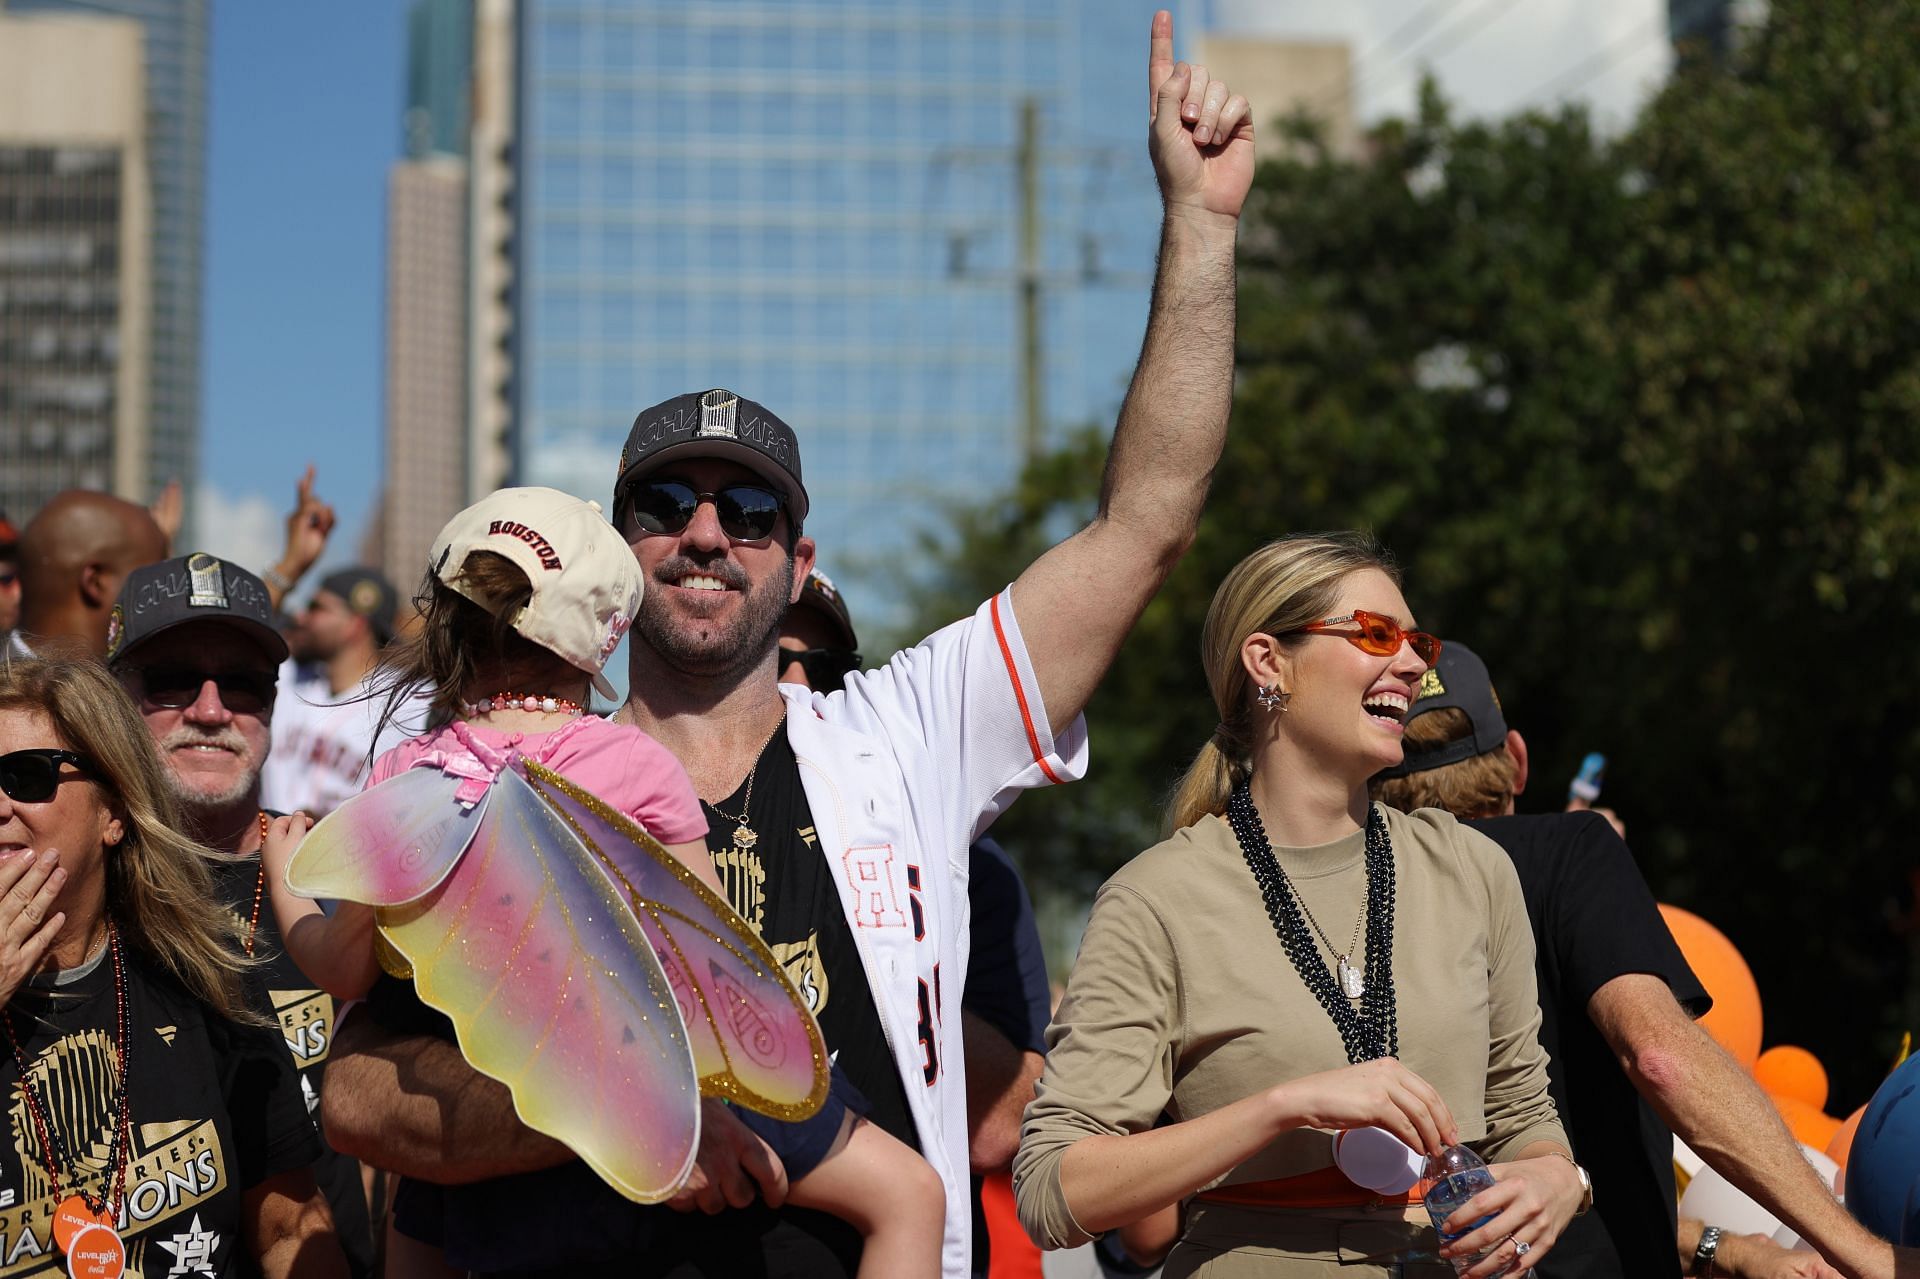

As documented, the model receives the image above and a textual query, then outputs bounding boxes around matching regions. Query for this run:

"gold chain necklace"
[710,713,787,850]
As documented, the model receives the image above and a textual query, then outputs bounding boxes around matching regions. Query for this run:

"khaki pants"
[1162,1201,1457,1278]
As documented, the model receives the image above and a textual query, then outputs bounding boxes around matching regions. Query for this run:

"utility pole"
[1018,96,1043,460]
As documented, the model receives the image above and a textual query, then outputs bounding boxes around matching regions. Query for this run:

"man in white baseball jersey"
[324,14,1254,1277]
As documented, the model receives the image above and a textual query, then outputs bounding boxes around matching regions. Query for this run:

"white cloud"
[190,484,282,575]
[1209,0,1673,129]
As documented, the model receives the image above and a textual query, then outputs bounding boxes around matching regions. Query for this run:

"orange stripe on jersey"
[991,593,1063,786]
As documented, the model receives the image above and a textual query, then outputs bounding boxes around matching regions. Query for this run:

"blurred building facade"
[509,0,1171,607]
[378,0,476,588]
[0,13,151,515]
[5,0,206,520]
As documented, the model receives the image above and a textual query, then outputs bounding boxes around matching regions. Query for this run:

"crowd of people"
[0,12,1910,1279]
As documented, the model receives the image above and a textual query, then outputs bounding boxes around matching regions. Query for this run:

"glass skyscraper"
[9,0,206,513]
[512,0,1168,610]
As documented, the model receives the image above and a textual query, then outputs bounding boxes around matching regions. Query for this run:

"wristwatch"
[1691,1224,1723,1277]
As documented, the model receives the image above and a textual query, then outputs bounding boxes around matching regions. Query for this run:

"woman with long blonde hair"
[0,657,346,1278]
[1015,533,1586,1277]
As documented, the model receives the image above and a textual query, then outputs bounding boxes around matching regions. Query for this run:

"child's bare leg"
[785,1113,944,1279]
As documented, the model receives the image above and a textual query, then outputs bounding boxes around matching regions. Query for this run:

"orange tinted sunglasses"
[1294,609,1442,666]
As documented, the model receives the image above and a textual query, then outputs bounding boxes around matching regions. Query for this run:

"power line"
[1314,0,1529,115]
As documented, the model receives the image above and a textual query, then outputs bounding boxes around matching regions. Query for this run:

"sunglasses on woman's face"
[778,646,863,693]
[0,749,93,804]
[1292,609,1442,667]
[617,479,787,546]
[133,666,276,715]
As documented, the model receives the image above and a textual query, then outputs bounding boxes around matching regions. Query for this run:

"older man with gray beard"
[109,554,376,1277]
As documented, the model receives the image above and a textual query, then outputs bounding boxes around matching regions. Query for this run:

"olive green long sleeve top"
[1013,804,1566,1250]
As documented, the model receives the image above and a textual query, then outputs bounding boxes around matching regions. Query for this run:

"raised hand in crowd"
[264,465,336,611]
[148,478,184,554]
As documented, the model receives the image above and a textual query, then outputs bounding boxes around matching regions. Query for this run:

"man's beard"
[157,725,262,813]
[634,550,794,681]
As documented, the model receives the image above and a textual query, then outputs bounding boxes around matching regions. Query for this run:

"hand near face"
[0,849,66,1009]
[1146,10,1255,224]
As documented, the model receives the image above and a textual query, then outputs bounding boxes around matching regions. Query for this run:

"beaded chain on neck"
[1,926,133,1217]
[246,810,271,958]
[1224,784,1400,1064]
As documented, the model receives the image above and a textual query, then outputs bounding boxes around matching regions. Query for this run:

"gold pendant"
[733,823,758,850]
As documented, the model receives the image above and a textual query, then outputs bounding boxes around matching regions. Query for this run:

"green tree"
[903,0,1920,1109]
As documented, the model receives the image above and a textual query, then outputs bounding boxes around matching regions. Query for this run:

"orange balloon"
[1755,1045,1829,1111]
[1659,905,1763,1069]
[1773,1096,1844,1150]
[1825,1104,1867,1173]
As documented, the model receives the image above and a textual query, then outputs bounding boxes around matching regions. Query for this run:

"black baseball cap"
[793,568,859,652]
[1373,640,1508,778]
[317,567,400,643]
[107,553,290,667]
[614,388,809,525]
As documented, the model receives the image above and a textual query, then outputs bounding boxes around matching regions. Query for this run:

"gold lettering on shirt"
[770,933,829,1016]
[0,1032,233,1275]
[270,989,333,1067]
[713,842,767,934]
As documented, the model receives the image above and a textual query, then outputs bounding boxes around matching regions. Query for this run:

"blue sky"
[198,2,408,579]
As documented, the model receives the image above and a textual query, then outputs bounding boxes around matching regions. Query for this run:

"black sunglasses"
[133,666,276,715]
[618,479,787,546]
[0,749,93,804]
[779,646,863,693]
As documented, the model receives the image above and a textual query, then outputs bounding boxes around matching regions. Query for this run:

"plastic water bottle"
[1421,1144,1508,1277]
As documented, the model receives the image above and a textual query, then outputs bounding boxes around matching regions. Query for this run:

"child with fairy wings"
[261,489,944,1279]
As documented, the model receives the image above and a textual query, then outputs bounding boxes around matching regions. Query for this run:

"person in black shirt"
[0,656,342,1277]
[1372,641,1888,1279]
[107,555,375,1275]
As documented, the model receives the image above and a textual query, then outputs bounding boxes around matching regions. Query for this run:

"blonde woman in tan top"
[1013,534,1589,1277]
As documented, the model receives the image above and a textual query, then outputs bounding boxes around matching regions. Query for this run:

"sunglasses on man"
[617,479,788,546]
[132,666,276,715]
[0,749,94,804]
[779,646,863,693]
[1290,609,1442,667]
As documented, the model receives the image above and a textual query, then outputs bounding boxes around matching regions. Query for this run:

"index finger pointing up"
[1148,9,1174,119]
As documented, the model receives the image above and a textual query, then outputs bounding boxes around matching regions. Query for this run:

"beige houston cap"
[431,486,640,699]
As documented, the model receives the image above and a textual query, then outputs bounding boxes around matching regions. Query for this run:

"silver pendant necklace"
[1289,869,1369,1000]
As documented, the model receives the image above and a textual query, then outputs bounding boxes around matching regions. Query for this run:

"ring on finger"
[1511,1236,1532,1257]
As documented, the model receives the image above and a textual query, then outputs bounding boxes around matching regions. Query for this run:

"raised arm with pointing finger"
[1012,8,1253,731]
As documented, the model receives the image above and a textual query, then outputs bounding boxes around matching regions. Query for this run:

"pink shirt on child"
[371,715,709,846]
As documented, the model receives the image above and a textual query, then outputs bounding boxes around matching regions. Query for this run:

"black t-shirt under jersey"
[1470,813,1710,1279]
[0,946,319,1278]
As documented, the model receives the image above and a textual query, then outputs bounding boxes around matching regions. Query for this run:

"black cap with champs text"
[613,388,809,525]
[1373,639,1509,778]
[106,553,291,668]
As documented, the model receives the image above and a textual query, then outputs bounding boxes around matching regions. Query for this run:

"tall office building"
[0,13,151,514]
[7,0,207,516]
[511,1,1173,608]
[379,0,475,587]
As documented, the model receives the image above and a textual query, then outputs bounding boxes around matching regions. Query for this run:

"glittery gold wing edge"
[520,760,831,1122]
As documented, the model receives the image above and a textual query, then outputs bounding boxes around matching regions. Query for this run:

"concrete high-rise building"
[509,1,1175,610]
[466,0,516,504]
[377,0,476,588]
[7,0,207,519]
[0,13,151,515]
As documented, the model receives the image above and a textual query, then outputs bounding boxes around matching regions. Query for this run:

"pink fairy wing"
[519,762,829,1122]
[376,766,700,1203]
[285,766,486,905]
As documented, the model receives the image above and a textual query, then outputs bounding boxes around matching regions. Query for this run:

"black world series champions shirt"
[0,946,318,1277]
[209,852,376,1275]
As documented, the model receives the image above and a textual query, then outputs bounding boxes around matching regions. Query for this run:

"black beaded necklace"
[1225,783,1399,1064]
